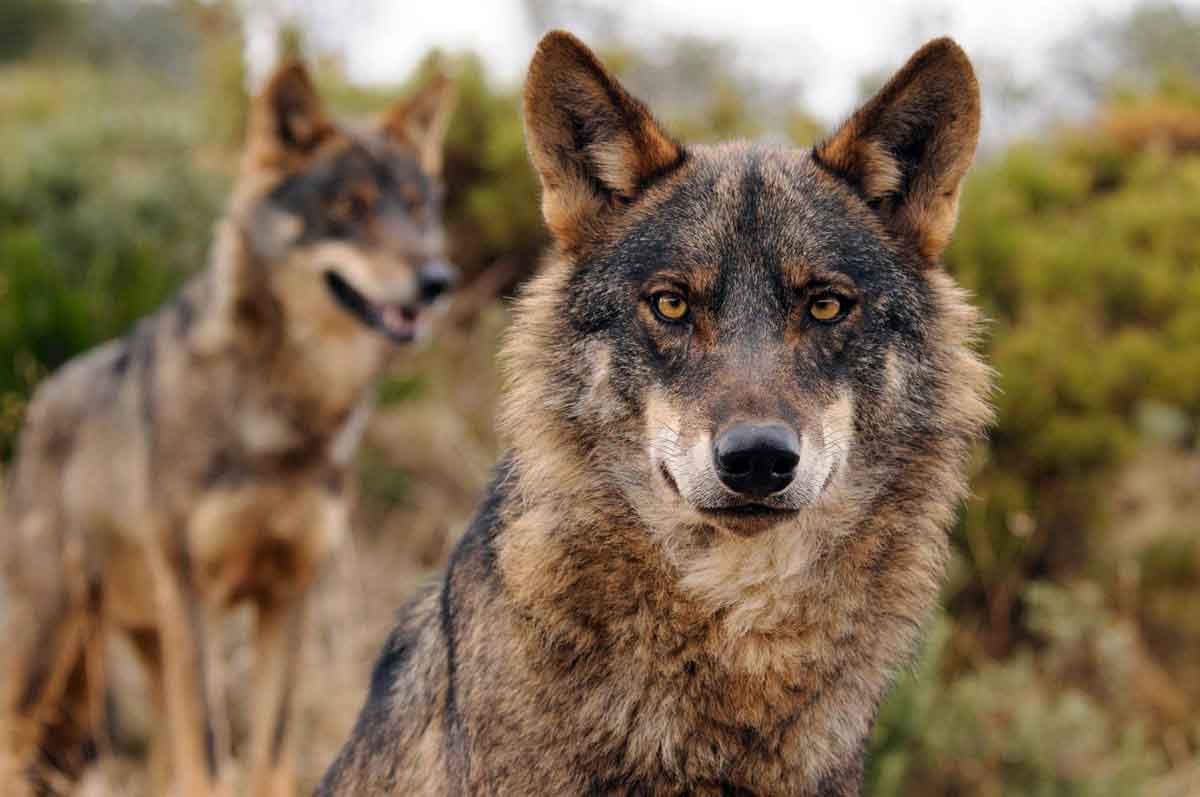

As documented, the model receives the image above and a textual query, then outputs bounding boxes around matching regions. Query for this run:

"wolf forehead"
[258,135,442,243]
[563,143,934,339]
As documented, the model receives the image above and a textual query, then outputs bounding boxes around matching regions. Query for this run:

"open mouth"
[324,270,423,344]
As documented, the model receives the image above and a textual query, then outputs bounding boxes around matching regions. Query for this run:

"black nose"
[713,423,801,498]
[417,260,457,303]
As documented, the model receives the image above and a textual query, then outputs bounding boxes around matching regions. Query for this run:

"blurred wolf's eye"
[331,190,375,225]
[809,296,845,322]
[401,182,423,212]
[651,292,689,323]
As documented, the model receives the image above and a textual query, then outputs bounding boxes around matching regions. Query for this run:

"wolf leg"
[126,628,172,794]
[246,598,304,797]
[1,593,91,797]
[146,544,224,797]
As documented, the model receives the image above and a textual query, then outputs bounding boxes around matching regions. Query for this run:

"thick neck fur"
[185,216,387,458]
[493,252,992,785]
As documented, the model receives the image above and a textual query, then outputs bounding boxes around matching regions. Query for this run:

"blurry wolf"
[320,30,991,797]
[0,62,455,796]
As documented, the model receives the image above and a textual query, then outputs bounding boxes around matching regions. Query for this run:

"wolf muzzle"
[324,260,457,344]
[713,423,801,499]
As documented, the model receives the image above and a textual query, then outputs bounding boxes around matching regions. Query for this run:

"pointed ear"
[814,38,980,260]
[383,73,457,175]
[523,31,685,248]
[246,61,336,169]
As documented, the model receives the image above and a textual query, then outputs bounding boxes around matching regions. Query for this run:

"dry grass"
[294,307,506,791]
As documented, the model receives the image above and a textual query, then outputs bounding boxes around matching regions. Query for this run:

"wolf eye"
[332,190,374,224]
[809,295,845,323]
[401,182,424,212]
[651,292,689,323]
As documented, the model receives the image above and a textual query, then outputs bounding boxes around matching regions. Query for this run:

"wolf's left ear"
[246,61,335,169]
[524,31,684,248]
[814,38,980,260]
[384,73,457,175]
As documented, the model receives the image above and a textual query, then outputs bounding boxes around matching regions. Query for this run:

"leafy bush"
[0,0,73,63]
[0,67,225,457]
[948,95,1200,617]
[866,84,1200,795]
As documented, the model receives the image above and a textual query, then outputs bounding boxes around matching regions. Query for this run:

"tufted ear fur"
[382,72,457,175]
[814,38,980,261]
[244,61,337,173]
[523,30,685,249]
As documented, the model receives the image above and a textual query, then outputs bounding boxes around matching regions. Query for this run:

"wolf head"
[229,62,456,345]
[505,32,991,555]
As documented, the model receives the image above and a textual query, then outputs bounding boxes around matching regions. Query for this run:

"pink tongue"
[381,305,418,332]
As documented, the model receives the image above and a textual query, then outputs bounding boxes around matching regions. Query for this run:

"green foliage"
[870,593,1167,796]
[0,66,225,457]
[356,444,412,510]
[196,2,249,148]
[377,374,429,407]
[947,110,1200,594]
[865,80,1200,797]
[441,54,547,280]
[0,0,73,63]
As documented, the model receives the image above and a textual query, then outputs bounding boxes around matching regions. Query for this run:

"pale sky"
[245,0,1199,125]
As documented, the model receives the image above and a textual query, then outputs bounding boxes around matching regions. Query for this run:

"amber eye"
[401,182,423,211]
[332,190,374,224]
[651,292,689,323]
[809,295,845,322]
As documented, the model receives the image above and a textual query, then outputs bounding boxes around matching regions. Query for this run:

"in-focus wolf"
[319,31,991,796]
[0,62,455,797]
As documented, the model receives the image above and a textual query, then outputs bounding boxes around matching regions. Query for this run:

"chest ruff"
[188,476,347,609]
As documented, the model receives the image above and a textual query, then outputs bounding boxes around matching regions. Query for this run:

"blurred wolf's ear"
[246,62,335,169]
[814,38,980,260]
[523,31,684,248]
[384,73,457,175]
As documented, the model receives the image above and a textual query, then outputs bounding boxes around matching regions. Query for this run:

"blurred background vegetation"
[1,1,1198,794]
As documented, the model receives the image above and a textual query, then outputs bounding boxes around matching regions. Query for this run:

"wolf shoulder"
[316,458,516,795]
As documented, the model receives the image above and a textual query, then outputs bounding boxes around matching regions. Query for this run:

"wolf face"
[511,33,986,544]
[235,64,457,345]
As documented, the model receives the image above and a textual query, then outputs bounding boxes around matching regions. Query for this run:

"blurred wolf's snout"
[418,259,457,303]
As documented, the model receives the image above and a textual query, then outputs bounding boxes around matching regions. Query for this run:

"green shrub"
[866,83,1200,795]
[0,68,225,457]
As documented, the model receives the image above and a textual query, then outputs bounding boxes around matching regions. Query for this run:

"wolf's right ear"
[383,72,456,176]
[245,62,336,171]
[814,38,980,261]
[523,31,684,248]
